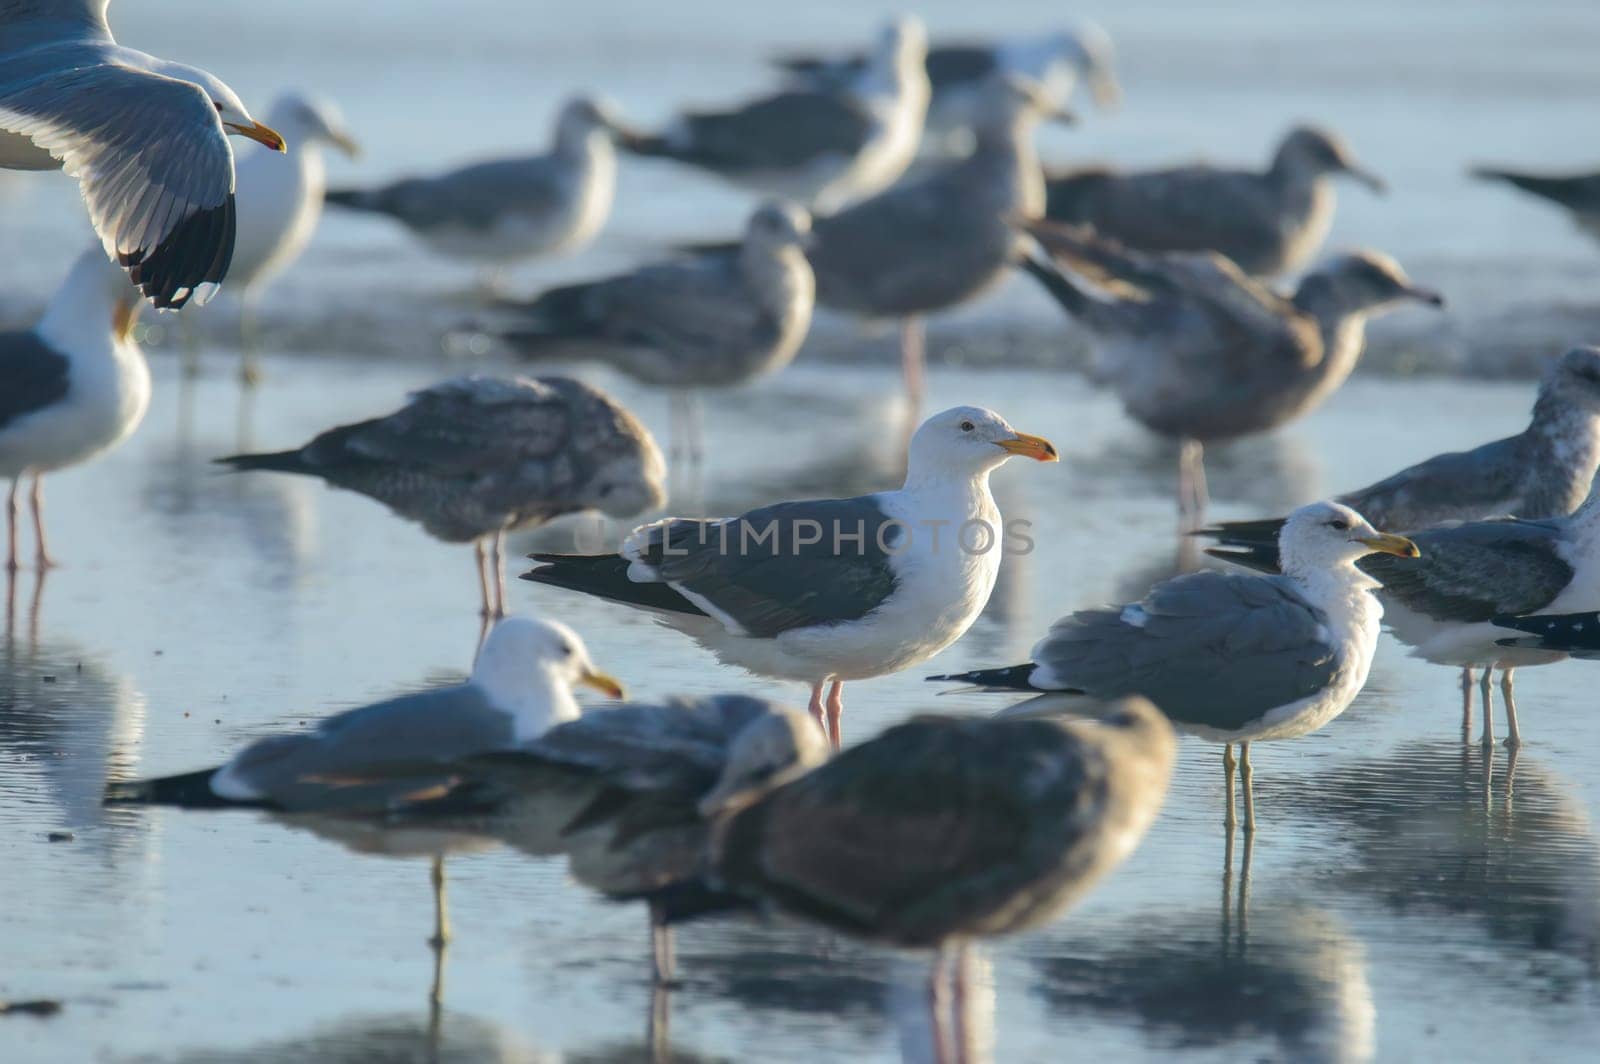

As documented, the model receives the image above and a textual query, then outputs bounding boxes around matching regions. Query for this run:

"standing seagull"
[1044,126,1384,277]
[650,697,1174,1054]
[931,502,1419,832]
[325,96,617,284]
[217,376,666,618]
[219,91,360,383]
[1472,165,1600,246]
[615,16,928,212]
[492,201,815,463]
[1022,221,1443,527]
[104,616,626,949]
[524,406,1059,748]
[1,0,286,308]
[2,244,146,572]
[807,74,1069,403]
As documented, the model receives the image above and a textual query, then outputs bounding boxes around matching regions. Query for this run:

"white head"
[555,95,620,147]
[469,616,624,734]
[972,73,1077,137]
[1277,501,1418,578]
[697,708,831,817]
[152,60,286,154]
[265,92,359,158]
[1053,23,1120,109]
[874,14,928,73]
[37,245,142,350]
[905,405,1058,484]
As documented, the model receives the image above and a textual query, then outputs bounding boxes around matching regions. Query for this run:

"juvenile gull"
[325,96,616,280]
[1,0,286,307]
[214,91,359,383]
[1023,221,1443,527]
[523,406,1059,748]
[1472,165,1600,245]
[217,376,666,617]
[931,502,1419,832]
[647,697,1174,1054]
[777,22,1119,151]
[614,16,928,212]
[1044,126,1384,277]
[493,201,815,462]
[1,244,146,572]
[104,616,625,949]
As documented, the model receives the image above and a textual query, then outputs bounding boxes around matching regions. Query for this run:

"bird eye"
[960,421,975,432]
[213,102,224,112]
[1328,519,1349,531]
[559,643,574,658]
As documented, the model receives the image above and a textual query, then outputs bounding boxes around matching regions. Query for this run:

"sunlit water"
[5,1,1600,1061]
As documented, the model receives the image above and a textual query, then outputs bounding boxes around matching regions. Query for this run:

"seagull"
[1044,125,1385,277]
[1,0,286,308]
[646,697,1174,1055]
[776,22,1119,153]
[491,201,815,464]
[216,375,666,618]
[214,91,359,383]
[523,406,1059,748]
[805,73,1069,403]
[1,243,146,572]
[613,16,928,212]
[1495,611,1600,659]
[930,501,1420,832]
[104,615,625,949]
[1199,345,1600,723]
[1022,221,1444,528]
[324,96,617,283]
[1472,165,1600,246]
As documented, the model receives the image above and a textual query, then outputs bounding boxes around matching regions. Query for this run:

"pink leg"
[491,530,508,619]
[825,680,844,751]
[5,480,18,574]
[474,539,494,619]
[806,680,826,731]
[900,316,926,408]
[30,476,55,570]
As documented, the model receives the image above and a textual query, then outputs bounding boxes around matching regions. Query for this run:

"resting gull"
[1200,345,1600,722]
[1022,221,1443,527]
[217,376,666,618]
[1,0,286,307]
[1472,165,1600,246]
[492,201,815,463]
[931,502,1419,832]
[105,615,625,948]
[523,405,1059,748]
[776,22,1119,152]
[325,96,617,283]
[1044,125,1384,277]
[614,16,928,212]
[213,91,359,384]
[646,697,1173,1054]
[2,244,146,572]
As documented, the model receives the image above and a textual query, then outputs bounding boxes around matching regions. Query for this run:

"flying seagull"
[1044,125,1384,277]
[524,406,1059,748]
[1022,221,1443,528]
[1,0,286,307]
[217,376,666,618]
[931,501,1419,832]
[2,244,146,572]
[104,616,625,949]
[1471,165,1600,246]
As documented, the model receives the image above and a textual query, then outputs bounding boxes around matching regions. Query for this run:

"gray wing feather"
[1339,435,1526,529]
[0,329,69,432]
[374,155,569,230]
[1033,572,1341,731]
[576,257,770,356]
[1363,519,1574,622]
[676,91,874,170]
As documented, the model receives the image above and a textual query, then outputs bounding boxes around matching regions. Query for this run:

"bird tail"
[1019,250,1098,319]
[214,449,309,475]
[925,663,1041,691]
[490,282,600,355]
[1191,517,1286,574]
[324,187,395,215]
[522,553,705,616]
[1469,167,1591,209]
[103,768,257,809]
[621,880,756,926]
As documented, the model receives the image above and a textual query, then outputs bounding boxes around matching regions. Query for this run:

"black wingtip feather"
[122,194,237,310]
[213,449,309,474]
[103,768,268,809]
[521,554,707,617]
[925,663,1041,691]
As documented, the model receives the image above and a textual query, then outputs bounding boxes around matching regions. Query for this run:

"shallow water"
[6,1,1600,1061]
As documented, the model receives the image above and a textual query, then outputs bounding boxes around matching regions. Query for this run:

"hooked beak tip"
[578,668,626,700]
[996,432,1060,463]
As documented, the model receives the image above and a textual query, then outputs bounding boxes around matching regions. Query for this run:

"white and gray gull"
[931,501,1419,833]
[1,244,146,572]
[614,16,928,212]
[1044,125,1384,278]
[491,201,815,463]
[1,0,286,307]
[216,376,666,618]
[523,406,1059,749]
[325,96,617,279]
[1022,220,1443,527]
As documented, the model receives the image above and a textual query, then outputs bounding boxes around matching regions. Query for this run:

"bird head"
[697,709,830,817]
[267,92,359,158]
[1276,126,1384,192]
[1278,501,1418,574]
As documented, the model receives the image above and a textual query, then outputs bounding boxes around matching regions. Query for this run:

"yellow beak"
[996,432,1060,463]
[112,295,142,342]
[1359,532,1420,558]
[226,119,287,153]
[578,667,626,700]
